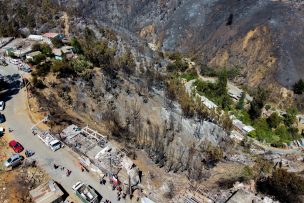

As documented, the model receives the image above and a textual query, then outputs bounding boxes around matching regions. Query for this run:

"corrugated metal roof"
[43,33,60,38]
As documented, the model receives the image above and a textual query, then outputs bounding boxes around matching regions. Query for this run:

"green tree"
[117,49,136,75]
[70,37,83,54]
[33,53,46,64]
[248,87,268,120]
[283,108,297,128]
[216,70,228,95]
[40,43,52,56]
[51,60,74,77]
[70,55,93,73]
[293,79,304,94]
[257,169,304,203]
[236,92,245,110]
[51,38,63,48]
[266,112,282,128]
[32,43,42,52]
[84,27,96,42]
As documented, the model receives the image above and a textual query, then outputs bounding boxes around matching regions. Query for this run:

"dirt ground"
[0,127,49,203]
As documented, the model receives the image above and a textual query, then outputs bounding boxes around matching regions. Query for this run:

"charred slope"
[62,0,304,88]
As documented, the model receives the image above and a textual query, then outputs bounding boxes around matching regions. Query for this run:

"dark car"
[9,140,24,153]
[0,113,5,123]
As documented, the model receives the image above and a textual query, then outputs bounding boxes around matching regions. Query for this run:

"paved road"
[0,63,130,203]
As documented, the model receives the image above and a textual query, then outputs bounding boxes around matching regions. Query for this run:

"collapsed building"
[60,124,141,193]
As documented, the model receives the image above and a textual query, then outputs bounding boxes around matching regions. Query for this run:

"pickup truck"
[37,131,64,151]
[72,182,100,203]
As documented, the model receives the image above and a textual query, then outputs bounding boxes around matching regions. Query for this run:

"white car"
[0,101,4,111]
[3,154,24,168]
[10,59,20,65]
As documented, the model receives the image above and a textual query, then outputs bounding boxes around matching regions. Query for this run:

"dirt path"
[63,12,70,37]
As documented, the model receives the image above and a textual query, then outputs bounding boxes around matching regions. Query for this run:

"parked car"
[0,127,4,136]
[23,67,32,73]
[0,59,8,66]
[0,101,5,111]
[10,59,21,65]
[3,154,24,168]
[9,140,24,153]
[0,113,5,123]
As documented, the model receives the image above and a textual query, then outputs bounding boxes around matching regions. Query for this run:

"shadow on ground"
[0,73,22,103]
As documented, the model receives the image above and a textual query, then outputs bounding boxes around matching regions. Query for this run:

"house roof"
[52,49,62,56]
[242,125,255,133]
[28,35,44,41]
[226,189,266,203]
[27,51,41,57]
[29,180,64,203]
[233,121,245,131]
[121,156,134,172]
[197,94,217,109]
[61,46,74,54]
[13,46,33,57]
[43,33,60,38]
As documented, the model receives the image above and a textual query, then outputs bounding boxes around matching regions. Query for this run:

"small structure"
[225,189,278,203]
[197,94,218,109]
[242,126,255,134]
[61,46,74,54]
[13,46,33,58]
[228,86,252,102]
[230,116,255,135]
[28,35,52,45]
[5,47,14,56]
[43,33,64,40]
[0,37,14,49]
[26,51,42,61]
[28,35,44,41]
[29,180,64,203]
[121,156,134,172]
[52,49,63,60]
[72,182,99,203]
[52,46,74,60]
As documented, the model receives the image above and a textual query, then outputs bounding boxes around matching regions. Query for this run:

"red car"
[9,140,24,153]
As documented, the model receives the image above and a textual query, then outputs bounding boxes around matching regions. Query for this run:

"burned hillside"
[60,0,304,91]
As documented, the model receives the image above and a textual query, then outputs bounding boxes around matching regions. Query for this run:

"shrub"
[70,55,93,73]
[51,60,75,77]
[70,37,83,54]
[293,79,304,94]
[266,112,282,128]
[51,38,63,48]
[236,92,245,110]
[180,71,198,81]
[257,169,304,203]
[32,53,46,65]
[34,62,51,77]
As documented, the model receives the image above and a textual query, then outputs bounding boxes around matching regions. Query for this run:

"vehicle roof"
[49,140,60,145]
[10,154,22,159]
[9,140,17,145]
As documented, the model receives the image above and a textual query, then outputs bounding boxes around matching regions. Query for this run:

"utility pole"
[31,115,48,130]
[128,172,131,196]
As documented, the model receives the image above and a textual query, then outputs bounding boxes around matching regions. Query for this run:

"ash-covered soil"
[62,0,304,88]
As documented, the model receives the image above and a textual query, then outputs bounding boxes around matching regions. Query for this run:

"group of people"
[53,163,72,176]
